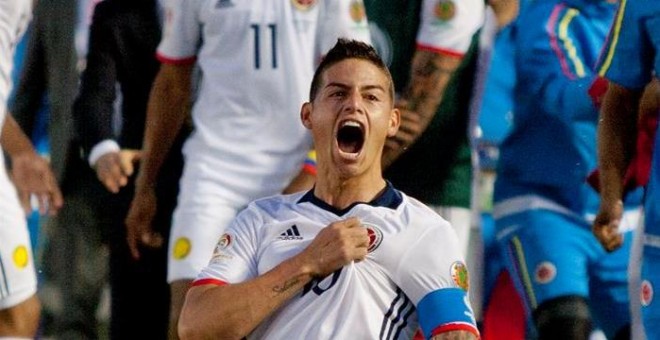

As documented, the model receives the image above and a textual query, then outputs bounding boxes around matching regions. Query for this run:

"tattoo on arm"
[272,277,301,294]
[406,52,457,112]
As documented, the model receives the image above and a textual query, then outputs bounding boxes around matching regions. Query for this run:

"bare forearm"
[179,256,314,339]
[382,51,462,168]
[135,65,192,188]
[597,83,641,203]
[406,51,461,119]
[1,114,37,159]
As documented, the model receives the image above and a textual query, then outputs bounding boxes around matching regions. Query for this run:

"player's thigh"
[0,203,38,309]
[589,229,634,338]
[496,209,596,314]
[167,190,240,283]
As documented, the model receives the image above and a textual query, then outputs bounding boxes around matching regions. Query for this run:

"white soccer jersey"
[0,0,37,310]
[417,0,484,56]
[157,0,371,203]
[196,183,479,339]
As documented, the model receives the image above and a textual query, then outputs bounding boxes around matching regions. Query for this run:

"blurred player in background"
[0,0,63,337]
[125,1,371,338]
[492,0,642,338]
[593,0,660,337]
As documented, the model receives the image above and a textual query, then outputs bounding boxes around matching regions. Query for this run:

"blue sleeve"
[417,288,479,339]
[598,0,656,89]
[515,3,603,123]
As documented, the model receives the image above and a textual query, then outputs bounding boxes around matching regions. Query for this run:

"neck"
[313,171,387,210]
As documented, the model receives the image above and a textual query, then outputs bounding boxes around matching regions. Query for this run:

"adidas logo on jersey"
[215,0,234,9]
[278,225,303,240]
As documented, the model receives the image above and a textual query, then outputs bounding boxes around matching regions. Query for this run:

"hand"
[94,149,141,193]
[592,200,624,252]
[299,217,369,278]
[385,100,423,152]
[125,184,163,259]
[10,152,63,215]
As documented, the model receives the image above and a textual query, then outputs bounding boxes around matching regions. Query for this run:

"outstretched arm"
[178,217,369,339]
[125,63,193,259]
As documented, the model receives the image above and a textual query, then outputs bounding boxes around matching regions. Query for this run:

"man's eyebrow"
[325,82,387,92]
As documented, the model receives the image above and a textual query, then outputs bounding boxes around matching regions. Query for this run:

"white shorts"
[167,173,243,283]
[0,177,37,310]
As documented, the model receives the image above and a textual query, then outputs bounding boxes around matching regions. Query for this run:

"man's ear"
[301,102,313,130]
[387,108,401,137]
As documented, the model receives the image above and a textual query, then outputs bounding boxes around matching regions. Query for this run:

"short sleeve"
[395,225,479,338]
[598,1,654,89]
[316,0,371,59]
[156,0,204,64]
[194,207,261,286]
[417,0,484,56]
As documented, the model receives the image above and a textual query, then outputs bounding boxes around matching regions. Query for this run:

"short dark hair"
[309,38,394,102]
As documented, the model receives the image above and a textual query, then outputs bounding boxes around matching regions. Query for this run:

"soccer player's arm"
[1,114,63,215]
[382,0,482,168]
[133,0,200,192]
[517,5,601,123]
[126,0,199,258]
[592,82,642,251]
[179,212,368,339]
[396,223,480,340]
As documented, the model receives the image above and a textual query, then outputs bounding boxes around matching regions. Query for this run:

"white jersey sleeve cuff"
[89,139,120,167]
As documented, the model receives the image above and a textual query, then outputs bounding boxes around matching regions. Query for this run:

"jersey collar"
[297,181,403,216]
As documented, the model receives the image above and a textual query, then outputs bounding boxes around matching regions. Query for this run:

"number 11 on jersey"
[251,23,277,69]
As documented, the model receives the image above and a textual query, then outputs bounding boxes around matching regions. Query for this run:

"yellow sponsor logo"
[13,245,29,269]
[173,237,191,260]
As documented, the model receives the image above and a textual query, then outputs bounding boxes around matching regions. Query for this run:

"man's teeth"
[342,121,360,128]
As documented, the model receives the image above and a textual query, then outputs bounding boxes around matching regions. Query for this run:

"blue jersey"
[495,0,623,214]
[598,0,660,90]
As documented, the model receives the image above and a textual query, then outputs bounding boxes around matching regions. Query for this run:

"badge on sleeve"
[434,0,456,22]
[349,0,367,24]
[450,261,469,291]
[211,233,234,263]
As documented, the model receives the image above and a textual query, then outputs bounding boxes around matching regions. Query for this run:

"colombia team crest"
[450,261,469,291]
[211,233,233,263]
[363,223,383,253]
[534,261,557,284]
[291,0,317,11]
[641,280,654,307]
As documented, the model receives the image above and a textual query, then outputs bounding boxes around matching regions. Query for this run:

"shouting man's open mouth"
[336,120,365,159]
